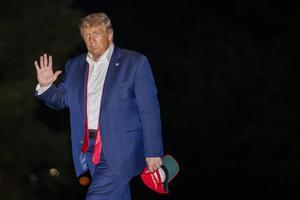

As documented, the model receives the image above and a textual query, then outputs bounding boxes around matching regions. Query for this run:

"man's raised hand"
[34,53,62,87]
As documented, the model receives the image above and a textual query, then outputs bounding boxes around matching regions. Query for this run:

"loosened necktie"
[81,64,102,165]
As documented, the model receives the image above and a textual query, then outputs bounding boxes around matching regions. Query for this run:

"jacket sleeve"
[134,55,164,157]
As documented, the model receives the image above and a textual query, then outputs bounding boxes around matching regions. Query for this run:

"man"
[34,12,164,200]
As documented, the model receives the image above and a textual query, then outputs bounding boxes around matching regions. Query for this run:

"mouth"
[90,45,98,50]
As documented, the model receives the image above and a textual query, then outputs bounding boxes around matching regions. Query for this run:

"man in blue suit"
[34,12,164,200]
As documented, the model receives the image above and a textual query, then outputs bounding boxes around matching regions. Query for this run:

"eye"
[83,32,90,38]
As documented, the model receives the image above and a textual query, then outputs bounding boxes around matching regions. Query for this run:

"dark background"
[1,0,300,199]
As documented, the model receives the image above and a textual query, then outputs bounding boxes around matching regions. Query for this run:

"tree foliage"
[0,0,84,199]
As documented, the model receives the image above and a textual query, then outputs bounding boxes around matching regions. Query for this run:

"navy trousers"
[84,140,132,200]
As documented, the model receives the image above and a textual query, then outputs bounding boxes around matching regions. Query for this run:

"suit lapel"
[100,47,122,114]
[77,54,89,116]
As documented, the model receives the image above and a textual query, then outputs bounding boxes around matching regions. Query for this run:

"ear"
[108,32,113,42]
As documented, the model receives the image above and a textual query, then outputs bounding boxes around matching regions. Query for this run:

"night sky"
[1,0,300,199]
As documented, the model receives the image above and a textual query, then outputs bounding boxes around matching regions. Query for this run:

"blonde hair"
[79,12,113,37]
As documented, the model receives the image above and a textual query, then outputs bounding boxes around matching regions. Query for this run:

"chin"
[88,53,101,60]
[93,53,101,58]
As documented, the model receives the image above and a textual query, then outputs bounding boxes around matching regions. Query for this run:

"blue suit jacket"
[36,46,164,177]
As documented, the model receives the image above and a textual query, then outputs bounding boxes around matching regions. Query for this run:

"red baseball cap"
[140,154,179,194]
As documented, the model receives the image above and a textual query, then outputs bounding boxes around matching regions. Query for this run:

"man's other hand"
[145,157,162,173]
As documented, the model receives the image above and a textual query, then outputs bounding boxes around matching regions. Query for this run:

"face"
[82,25,113,59]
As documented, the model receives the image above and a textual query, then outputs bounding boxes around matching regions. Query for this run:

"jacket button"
[80,140,84,144]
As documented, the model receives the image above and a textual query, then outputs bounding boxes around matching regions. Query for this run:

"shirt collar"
[86,43,114,65]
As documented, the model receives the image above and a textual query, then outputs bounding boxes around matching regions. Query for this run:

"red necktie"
[81,64,102,165]
[92,128,101,164]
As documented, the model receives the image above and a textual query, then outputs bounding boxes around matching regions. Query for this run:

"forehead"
[82,25,106,33]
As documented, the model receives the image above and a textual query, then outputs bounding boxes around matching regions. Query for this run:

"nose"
[87,37,96,46]
[90,35,98,43]
[85,34,94,41]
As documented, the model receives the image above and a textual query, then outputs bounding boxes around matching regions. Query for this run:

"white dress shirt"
[36,43,114,130]
[86,44,114,129]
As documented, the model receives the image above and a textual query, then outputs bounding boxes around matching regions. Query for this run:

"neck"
[88,52,101,62]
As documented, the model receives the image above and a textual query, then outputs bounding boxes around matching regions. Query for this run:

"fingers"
[40,55,44,68]
[43,53,47,67]
[36,54,52,69]
[48,55,53,68]
[148,164,161,173]
[34,61,40,71]
[146,157,163,173]
[54,70,62,79]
